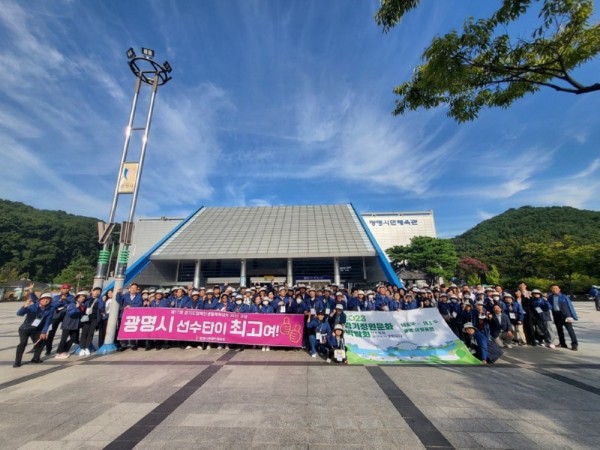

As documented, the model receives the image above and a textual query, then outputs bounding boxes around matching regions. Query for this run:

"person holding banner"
[306,310,331,358]
[327,324,347,364]
[116,283,143,351]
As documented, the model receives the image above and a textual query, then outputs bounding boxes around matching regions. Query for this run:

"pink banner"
[117,308,304,347]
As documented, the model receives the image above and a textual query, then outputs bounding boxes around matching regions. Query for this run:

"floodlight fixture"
[163,61,172,73]
[126,47,136,60]
[142,47,155,59]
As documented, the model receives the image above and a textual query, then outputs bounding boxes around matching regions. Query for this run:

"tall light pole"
[96,47,172,355]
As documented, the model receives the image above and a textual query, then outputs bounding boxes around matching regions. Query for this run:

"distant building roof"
[151,204,376,260]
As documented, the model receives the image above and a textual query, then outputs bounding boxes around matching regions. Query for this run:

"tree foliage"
[53,255,96,290]
[0,199,100,282]
[485,264,502,285]
[457,256,488,278]
[387,236,458,282]
[453,206,600,292]
[376,0,600,121]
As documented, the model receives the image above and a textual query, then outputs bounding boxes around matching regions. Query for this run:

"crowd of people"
[13,280,580,367]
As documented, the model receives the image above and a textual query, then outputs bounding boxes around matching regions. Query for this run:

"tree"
[376,0,600,122]
[485,264,502,285]
[387,236,458,283]
[457,256,488,280]
[53,256,95,291]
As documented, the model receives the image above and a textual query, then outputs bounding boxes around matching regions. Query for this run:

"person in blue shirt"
[187,290,204,310]
[489,304,514,348]
[388,292,402,311]
[14,293,53,367]
[327,324,348,364]
[306,310,331,358]
[28,282,74,356]
[290,294,307,315]
[273,287,290,313]
[304,288,323,315]
[503,293,525,346]
[328,304,347,328]
[116,283,143,351]
[529,289,554,347]
[362,292,377,311]
[401,293,418,310]
[463,322,490,364]
[55,292,87,359]
[170,287,190,309]
[548,284,578,350]
[79,287,105,356]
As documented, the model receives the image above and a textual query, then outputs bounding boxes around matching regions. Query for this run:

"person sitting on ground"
[306,310,331,358]
[488,304,514,349]
[327,324,348,364]
[463,322,503,365]
[14,293,53,367]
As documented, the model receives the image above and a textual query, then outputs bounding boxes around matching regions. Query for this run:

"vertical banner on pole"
[118,162,139,194]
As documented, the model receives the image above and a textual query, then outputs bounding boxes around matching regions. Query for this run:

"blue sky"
[0,0,598,238]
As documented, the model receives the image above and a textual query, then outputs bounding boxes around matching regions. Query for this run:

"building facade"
[362,211,437,253]
[109,204,403,291]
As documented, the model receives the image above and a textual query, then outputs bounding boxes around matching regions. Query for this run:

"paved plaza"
[1,301,599,449]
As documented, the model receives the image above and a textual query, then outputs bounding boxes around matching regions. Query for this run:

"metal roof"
[151,204,376,260]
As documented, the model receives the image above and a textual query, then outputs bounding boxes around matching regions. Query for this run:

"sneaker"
[30,359,43,364]
[55,353,69,359]
[506,344,513,349]
[184,345,192,350]
[547,343,556,349]
[559,343,569,349]
[217,345,223,349]
[225,345,230,350]
[45,351,52,357]
[266,347,270,352]
[86,349,92,356]
[13,362,21,368]
[78,349,86,356]
[326,358,331,364]
[572,345,578,351]
[310,353,317,358]
[262,347,266,352]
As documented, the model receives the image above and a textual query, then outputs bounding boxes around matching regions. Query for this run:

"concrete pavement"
[1,301,599,449]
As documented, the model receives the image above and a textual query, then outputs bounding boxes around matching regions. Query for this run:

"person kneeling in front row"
[327,324,348,364]
[463,322,503,365]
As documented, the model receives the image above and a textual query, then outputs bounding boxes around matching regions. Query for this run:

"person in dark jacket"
[116,283,143,351]
[14,293,53,367]
[306,310,331,357]
[327,324,348,364]
[463,322,490,364]
[488,304,514,348]
[55,292,87,359]
[78,287,105,356]
[548,284,578,351]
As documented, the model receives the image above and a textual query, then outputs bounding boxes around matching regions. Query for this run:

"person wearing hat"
[503,293,525,346]
[375,285,390,311]
[306,310,332,358]
[273,287,291,314]
[28,282,74,356]
[401,293,418,311]
[55,292,88,359]
[327,324,348,364]
[328,304,347,328]
[462,322,490,364]
[387,292,402,311]
[304,287,324,317]
[188,291,203,310]
[78,287,105,356]
[529,289,554,347]
[472,301,490,337]
[14,292,54,367]
[348,289,364,311]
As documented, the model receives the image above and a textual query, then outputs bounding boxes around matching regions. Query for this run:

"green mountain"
[452,205,600,284]
[0,199,101,282]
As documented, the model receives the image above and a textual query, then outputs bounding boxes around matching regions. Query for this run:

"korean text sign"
[344,309,480,365]
[117,308,304,347]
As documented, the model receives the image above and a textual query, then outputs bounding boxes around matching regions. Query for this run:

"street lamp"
[95,47,172,355]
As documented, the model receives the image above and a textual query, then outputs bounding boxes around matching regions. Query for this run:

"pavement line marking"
[366,366,455,450]
[104,364,223,450]
[0,364,74,390]
[531,368,600,396]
